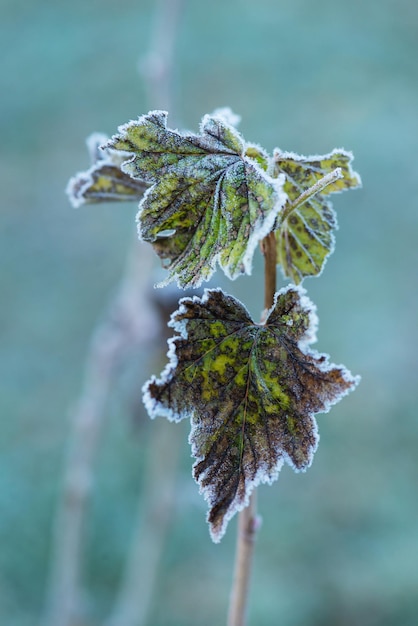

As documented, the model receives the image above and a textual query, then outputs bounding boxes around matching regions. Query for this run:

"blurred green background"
[1,0,418,624]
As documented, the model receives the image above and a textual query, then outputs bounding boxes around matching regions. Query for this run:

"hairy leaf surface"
[67,133,148,208]
[107,111,286,287]
[273,149,361,283]
[144,287,359,541]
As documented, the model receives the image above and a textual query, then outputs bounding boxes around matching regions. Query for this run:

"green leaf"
[67,133,148,208]
[107,111,286,288]
[144,287,359,542]
[273,148,361,284]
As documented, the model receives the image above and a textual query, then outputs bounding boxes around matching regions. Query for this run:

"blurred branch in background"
[139,0,185,111]
[105,288,185,626]
[43,1,185,625]
[43,242,157,626]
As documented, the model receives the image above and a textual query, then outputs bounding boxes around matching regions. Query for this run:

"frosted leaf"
[106,111,287,288]
[66,133,148,208]
[273,148,361,283]
[143,287,359,542]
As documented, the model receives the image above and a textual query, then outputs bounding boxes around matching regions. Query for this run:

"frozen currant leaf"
[143,287,359,542]
[106,111,286,288]
[67,132,148,208]
[272,148,361,284]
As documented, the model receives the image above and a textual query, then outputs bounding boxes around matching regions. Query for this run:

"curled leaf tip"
[66,132,147,208]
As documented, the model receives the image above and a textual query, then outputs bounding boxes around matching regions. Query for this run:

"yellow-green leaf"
[273,148,361,283]
[107,111,286,288]
[144,287,359,542]
[67,133,147,208]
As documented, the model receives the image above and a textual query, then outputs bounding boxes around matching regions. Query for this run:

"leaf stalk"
[279,167,343,225]
[262,230,278,312]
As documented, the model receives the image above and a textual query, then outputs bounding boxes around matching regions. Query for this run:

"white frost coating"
[66,167,103,209]
[135,187,153,239]
[288,168,343,212]
[210,107,241,128]
[66,132,109,208]
[66,175,88,208]
[142,336,180,423]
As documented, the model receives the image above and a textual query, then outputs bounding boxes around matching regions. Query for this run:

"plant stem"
[263,230,278,311]
[227,492,258,626]
[227,231,277,626]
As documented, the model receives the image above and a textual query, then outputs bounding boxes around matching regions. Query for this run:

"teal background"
[1,0,418,624]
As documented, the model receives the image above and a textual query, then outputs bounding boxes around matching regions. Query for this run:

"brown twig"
[44,0,186,622]
[227,232,277,626]
[104,2,186,626]
[262,230,278,312]
[227,492,258,626]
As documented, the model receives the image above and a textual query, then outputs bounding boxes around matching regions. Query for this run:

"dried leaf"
[273,149,361,283]
[144,287,359,541]
[107,111,286,287]
[67,133,148,208]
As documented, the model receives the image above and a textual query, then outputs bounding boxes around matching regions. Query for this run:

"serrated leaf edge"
[142,285,360,542]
